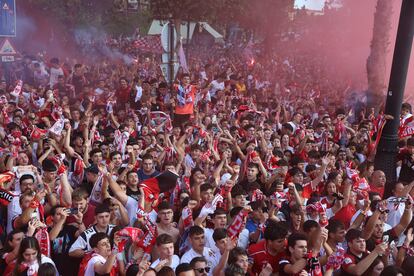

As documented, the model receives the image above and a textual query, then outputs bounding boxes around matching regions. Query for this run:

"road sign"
[160,22,177,52]
[0,0,16,37]
[160,62,179,84]
[1,55,14,62]
[0,38,17,55]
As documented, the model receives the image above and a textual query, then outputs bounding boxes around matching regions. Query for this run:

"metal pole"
[169,20,175,91]
[186,19,190,56]
[374,0,414,198]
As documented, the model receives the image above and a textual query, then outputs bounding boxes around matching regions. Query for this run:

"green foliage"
[150,0,245,22]
[102,9,153,35]
[25,0,151,36]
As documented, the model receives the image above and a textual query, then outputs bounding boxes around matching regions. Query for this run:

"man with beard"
[7,174,36,233]
[363,200,412,252]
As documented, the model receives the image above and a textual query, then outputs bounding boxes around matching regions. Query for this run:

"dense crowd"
[0,38,413,276]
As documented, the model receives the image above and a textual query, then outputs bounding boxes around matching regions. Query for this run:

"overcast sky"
[294,0,343,11]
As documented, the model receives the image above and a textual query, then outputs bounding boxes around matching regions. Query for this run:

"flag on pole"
[178,40,189,73]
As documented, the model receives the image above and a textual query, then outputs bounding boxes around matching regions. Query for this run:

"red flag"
[0,188,14,206]
[227,209,249,238]
[139,170,178,204]
[399,118,414,138]
[0,171,15,186]
[30,126,48,140]
[115,227,144,252]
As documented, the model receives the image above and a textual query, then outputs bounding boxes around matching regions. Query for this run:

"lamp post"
[169,19,175,92]
[374,0,414,198]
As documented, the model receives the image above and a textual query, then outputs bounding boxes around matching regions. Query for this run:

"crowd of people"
[0,35,413,276]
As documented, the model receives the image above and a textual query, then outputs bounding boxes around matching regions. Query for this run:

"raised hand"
[405,228,413,245]
[321,154,330,166]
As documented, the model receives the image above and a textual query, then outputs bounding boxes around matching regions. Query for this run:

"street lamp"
[374,0,414,197]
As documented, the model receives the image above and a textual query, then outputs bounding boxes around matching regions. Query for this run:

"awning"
[148,20,223,43]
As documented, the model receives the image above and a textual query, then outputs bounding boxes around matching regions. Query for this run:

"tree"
[150,0,244,38]
[366,0,393,108]
[236,0,294,49]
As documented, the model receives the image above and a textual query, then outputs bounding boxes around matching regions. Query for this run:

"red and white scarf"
[35,228,50,257]
[227,209,249,238]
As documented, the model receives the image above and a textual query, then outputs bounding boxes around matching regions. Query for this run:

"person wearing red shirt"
[334,182,356,229]
[247,221,288,275]
[369,170,386,198]
[116,77,132,107]
[288,155,329,199]
[340,229,387,276]
[173,73,197,128]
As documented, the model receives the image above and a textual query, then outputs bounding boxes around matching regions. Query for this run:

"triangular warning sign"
[0,39,17,55]
[3,3,9,10]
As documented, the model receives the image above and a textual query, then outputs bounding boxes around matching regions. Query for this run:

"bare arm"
[213,239,235,276]
[393,204,413,237]
[311,155,329,189]
[94,253,117,274]
[64,126,77,158]
[344,245,385,275]
[14,191,45,229]
[49,210,68,240]
[106,171,128,206]
[109,112,120,129]
[362,209,381,240]
[38,147,54,165]
[282,259,307,274]
[59,172,73,207]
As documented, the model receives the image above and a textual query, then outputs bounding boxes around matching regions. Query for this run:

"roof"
[148,20,223,42]
[148,20,196,40]
[199,22,224,39]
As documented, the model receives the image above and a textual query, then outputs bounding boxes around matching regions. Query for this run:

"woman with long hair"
[6,237,56,276]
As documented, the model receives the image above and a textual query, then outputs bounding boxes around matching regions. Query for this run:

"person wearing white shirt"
[386,182,414,228]
[49,58,64,87]
[106,170,157,226]
[84,233,117,276]
[151,234,180,272]
[180,226,218,276]
[7,174,36,233]
[200,208,227,253]
[209,74,225,99]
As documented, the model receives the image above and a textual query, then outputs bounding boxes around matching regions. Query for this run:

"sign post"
[374,0,414,197]
[160,21,179,91]
[0,0,16,37]
[0,38,17,62]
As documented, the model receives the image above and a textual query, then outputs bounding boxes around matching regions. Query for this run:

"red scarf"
[227,209,249,238]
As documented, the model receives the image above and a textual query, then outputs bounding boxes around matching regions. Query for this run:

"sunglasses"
[195,267,210,273]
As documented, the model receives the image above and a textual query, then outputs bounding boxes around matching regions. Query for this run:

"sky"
[294,0,326,11]
[294,0,343,11]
